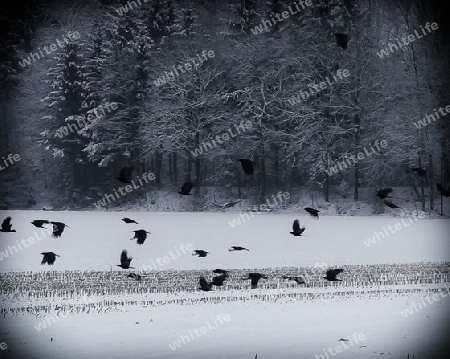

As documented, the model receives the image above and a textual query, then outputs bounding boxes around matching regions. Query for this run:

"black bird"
[411,167,426,177]
[31,220,50,228]
[41,252,60,265]
[211,200,241,210]
[437,184,450,197]
[282,276,306,285]
[0,217,16,232]
[304,207,319,218]
[237,159,255,175]
[117,250,134,269]
[290,219,306,236]
[116,166,134,183]
[323,269,344,281]
[130,230,150,245]
[334,33,348,50]
[229,246,249,252]
[376,188,392,199]
[50,221,69,238]
[179,181,194,195]
[199,276,213,291]
[212,274,228,286]
[122,217,138,224]
[246,273,268,289]
[213,269,229,275]
[128,273,142,281]
[192,250,209,257]
[384,200,402,209]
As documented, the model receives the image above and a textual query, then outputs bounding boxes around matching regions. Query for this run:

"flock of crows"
[2,160,449,291]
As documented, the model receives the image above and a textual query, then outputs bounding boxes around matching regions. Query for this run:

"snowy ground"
[0,211,449,358]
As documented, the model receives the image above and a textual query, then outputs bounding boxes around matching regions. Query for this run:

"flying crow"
[0,217,16,232]
[199,276,213,291]
[116,167,134,183]
[213,269,229,275]
[437,184,450,197]
[411,167,426,177]
[122,217,138,224]
[384,200,402,209]
[131,230,150,245]
[304,207,319,218]
[192,250,209,257]
[179,181,193,195]
[229,246,249,252]
[246,273,268,289]
[41,252,60,265]
[31,220,49,228]
[128,273,142,281]
[323,269,344,281]
[335,33,348,50]
[212,274,228,286]
[238,159,255,175]
[117,250,134,269]
[376,188,392,199]
[290,219,305,236]
[50,221,69,238]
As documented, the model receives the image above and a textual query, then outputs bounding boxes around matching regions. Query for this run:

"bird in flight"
[50,221,69,238]
[237,159,255,175]
[334,33,348,50]
[178,181,193,195]
[122,217,138,224]
[323,269,344,281]
[0,217,16,232]
[116,166,134,183]
[304,207,319,218]
[31,220,49,228]
[199,276,213,291]
[213,269,229,275]
[41,252,60,265]
[246,273,267,289]
[376,188,392,199]
[128,273,142,281]
[130,230,150,245]
[282,276,306,285]
[384,200,402,209]
[229,246,249,252]
[192,250,209,257]
[290,219,305,236]
[117,250,134,269]
[437,184,450,197]
[212,273,228,286]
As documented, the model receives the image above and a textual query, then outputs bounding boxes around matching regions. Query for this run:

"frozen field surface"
[0,211,449,358]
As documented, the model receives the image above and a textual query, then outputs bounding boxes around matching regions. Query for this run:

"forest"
[0,0,449,212]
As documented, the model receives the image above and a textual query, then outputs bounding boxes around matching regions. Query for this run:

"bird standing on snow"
[130,230,150,245]
[50,221,69,238]
[122,217,138,224]
[31,220,49,228]
[0,217,16,232]
[41,252,60,265]
[323,269,344,281]
[229,246,249,252]
[304,207,319,218]
[192,250,209,257]
[290,219,305,236]
[117,250,134,269]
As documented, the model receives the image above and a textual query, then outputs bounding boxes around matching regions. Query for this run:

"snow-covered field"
[0,211,449,358]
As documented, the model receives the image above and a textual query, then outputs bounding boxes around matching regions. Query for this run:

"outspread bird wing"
[326,269,344,279]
